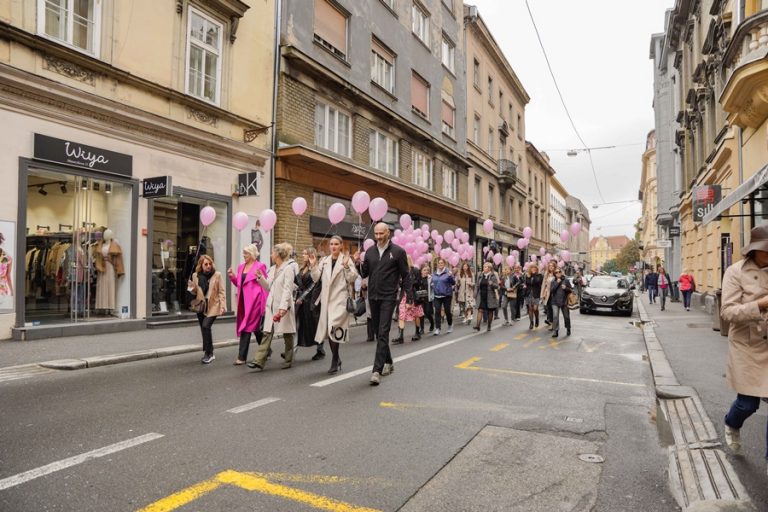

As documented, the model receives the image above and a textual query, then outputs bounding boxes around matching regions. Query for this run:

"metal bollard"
[671,281,680,302]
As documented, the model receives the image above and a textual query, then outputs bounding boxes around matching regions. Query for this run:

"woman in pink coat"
[227,243,268,365]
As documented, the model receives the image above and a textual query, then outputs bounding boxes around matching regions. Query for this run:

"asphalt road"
[0,308,677,511]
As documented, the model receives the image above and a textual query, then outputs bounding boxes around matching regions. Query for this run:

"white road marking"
[0,433,164,491]
[310,332,479,387]
[0,365,56,384]
[226,397,281,414]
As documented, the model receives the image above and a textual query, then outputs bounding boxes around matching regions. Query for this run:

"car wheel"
[579,308,587,314]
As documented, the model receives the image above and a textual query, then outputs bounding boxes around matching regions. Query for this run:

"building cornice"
[525,141,555,176]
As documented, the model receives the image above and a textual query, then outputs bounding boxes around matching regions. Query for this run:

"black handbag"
[415,289,429,301]
[346,295,366,317]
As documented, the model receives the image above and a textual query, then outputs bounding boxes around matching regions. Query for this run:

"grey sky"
[470,0,673,239]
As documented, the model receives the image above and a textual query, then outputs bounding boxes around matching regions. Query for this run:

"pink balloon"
[259,209,277,232]
[368,197,388,221]
[328,202,346,225]
[233,211,249,231]
[493,253,503,265]
[570,222,582,237]
[451,239,461,250]
[522,226,533,239]
[539,247,546,256]
[506,255,515,267]
[512,250,519,259]
[482,246,489,254]
[434,235,443,245]
[400,214,412,229]
[430,229,439,240]
[200,206,216,227]
[444,230,455,243]
[292,197,308,216]
[449,255,460,267]
[561,250,571,262]
[421,224,430,232]
[516,238,527,250]
[531,254,537,262]
[460,232,470,243]
[363,239,375,251]
[483,219,494,234]
[351,191,370,214]
[557,260,565,268]
[560,230,570,243]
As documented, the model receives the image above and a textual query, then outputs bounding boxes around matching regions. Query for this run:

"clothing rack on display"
[25,232,77,316]
[58,224,72,231]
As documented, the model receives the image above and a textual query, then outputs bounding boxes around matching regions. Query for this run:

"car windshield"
[589,277,626,289]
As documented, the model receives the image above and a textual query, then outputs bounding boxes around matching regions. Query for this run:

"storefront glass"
[151,196,227,316]
[25,169,133,324]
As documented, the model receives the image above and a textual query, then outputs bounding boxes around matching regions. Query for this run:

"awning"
[702,163,768,224]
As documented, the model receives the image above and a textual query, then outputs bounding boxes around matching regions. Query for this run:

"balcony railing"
[498,159,518,192]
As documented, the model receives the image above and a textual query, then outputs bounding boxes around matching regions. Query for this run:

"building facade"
[638,130,663,269]
[565,195,591,270]
[524,142,553,254]
[463,4,530,260]
[0,0,275,339]
[273,0,475,257]
[549,176,567,250]
[589,235,630,271]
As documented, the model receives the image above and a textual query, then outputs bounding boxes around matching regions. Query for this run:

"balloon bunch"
[390,214,474,268]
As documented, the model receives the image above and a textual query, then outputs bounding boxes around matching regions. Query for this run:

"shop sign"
[692,185,722,222]
[34,134,133,176]
[310,216,372,241]
[142,176,172,198]
[657,239,672,248]
[668,226,680,237]
[237,172,261,197]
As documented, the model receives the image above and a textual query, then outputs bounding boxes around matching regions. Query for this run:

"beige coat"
[190,271,226,317]
[720,258,768,397]
[311,255,358,343]
[261,259,298,335]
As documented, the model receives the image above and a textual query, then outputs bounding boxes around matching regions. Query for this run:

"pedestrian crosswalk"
[0,364,57,384]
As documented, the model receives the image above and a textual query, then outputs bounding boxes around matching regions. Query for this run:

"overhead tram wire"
[523,0,606,204]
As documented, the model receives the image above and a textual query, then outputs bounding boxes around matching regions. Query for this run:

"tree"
[602,259,619,274]
[615,240,641,273]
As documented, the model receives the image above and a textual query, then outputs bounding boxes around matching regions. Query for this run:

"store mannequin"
[94,228,124,313]
[0,232,13,297]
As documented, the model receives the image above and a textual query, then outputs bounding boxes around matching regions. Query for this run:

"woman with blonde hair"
[678,268,696,311]
[187,255,226,364]
[474,261,500,332]
[249,243,299,370]
[393,255,424,344]
[227,243,268,365]
[456,262,475,325]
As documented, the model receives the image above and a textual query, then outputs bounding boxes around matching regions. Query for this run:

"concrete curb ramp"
[636,301,755,511]
[38,340,239,370]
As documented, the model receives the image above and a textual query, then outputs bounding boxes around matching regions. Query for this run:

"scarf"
[198,269,214,296]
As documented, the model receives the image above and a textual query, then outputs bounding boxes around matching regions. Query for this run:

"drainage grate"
[578,454,604,464]
[564,416,584,423]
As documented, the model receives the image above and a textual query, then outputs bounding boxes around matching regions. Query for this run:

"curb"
[636,300,755,511]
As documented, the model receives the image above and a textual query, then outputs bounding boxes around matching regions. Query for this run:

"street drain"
[578,454,604,464]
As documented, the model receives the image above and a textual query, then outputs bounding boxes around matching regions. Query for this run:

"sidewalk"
[639,293,767,510]
[0,318,369,371]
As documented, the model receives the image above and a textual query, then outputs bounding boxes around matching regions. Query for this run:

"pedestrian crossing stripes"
[0,364,57,384]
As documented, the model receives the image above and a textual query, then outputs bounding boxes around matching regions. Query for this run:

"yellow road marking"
[455,362,643,388]
[580,341,604,353]
[523,336,541,348]
[138,479,222,512]
[455,356,481,369]
[253,472,363,485]
[490,343,508,352]
[138,470,381,512]
[514,333,529,340]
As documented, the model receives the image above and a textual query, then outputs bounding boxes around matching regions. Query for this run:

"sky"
[470,0,674,239]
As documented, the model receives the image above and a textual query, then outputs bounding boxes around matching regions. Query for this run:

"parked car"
[580,276,634,316]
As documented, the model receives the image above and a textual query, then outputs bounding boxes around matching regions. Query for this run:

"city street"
[0,308,677,512]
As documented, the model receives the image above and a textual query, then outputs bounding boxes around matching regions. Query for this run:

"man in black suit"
[358,222,409,385]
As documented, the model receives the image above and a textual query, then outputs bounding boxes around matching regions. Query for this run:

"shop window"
[25,170,133,324]
[314,0,348,59]
[186,7,223,104]
[151,197,227,316]
[369,129,399,175]
[315,101,352,157]
[412,148,432,189]
[38,0,101,56]
[371,38,395,93]
[312,192,354,223]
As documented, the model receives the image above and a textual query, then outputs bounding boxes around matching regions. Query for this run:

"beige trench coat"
[720,258,768,397]
[190,271,226,317]
[311,255,358,343]
[261,259,298,336]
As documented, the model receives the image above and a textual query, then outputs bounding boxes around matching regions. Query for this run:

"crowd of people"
[185,223,578,385]
[642,266,695,311]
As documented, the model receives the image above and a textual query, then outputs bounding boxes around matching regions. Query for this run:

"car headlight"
[581,292,590,298]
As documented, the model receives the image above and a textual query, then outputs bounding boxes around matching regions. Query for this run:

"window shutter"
[411,73,429,114]
[372,39,393,64]
[441,101,454,127]
[314,0,347,53]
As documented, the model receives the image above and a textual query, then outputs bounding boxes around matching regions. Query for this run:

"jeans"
[682,289,693,309]
[500,295,514,321]
[659,287,668,309]
[370,299,397,374]
[433,296,453,330]
[551,305,571,333]
[725,394,768,458]
[648,286,657,303]
[196,313,216,356]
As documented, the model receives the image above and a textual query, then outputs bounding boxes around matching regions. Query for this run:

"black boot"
[566,328,571,336]
[327,341,341,374]
[551,330,558,338]
[392,328,404,345]
[412,325,421,341]
[312,342,326,361]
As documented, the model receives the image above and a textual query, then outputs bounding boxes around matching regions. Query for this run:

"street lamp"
[592,199,641,209]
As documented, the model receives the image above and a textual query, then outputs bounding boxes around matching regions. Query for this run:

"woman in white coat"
[310,235,358,374]
[248,242,298,371]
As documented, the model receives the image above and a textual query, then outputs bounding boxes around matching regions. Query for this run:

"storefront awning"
[702,163,768,224]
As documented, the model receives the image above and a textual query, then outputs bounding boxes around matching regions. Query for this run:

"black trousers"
[433,296,453,330]
[197,313,216,355]
[238,329,263,361]
[514,295,524,320]
[421,301,434,330]
[370,298,397,374]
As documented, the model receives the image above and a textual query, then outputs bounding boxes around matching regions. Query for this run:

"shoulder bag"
[343,266,366,317]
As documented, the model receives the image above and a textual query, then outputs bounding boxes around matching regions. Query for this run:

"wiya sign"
[34,134,133,176]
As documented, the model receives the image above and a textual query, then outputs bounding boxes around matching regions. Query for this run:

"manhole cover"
[578,454,604,464]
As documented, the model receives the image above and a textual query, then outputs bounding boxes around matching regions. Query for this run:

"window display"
[25,169,132,324]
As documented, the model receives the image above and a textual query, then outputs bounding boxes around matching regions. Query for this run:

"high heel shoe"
[327,359,342,374]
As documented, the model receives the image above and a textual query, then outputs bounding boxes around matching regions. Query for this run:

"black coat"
[644,272,658,288]
[358,242,409,301]
[525,273,544,298]
[550,277,573,307]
